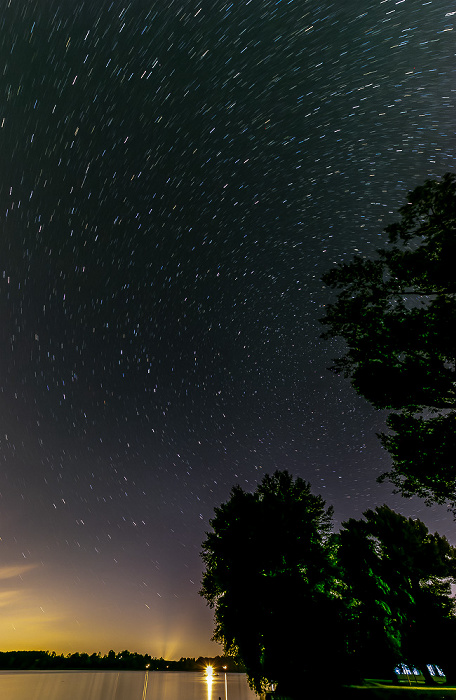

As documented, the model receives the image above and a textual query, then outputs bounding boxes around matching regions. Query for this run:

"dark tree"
[200,471,350,695]
[320,173,456,506]
[338,504,456,677]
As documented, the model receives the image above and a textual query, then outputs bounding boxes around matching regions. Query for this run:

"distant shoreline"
[0,650,245,673]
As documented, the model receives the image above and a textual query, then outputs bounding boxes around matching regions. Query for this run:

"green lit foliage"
[200,471,348,694]
[338,505,456,675]
[337,515,401,671]
[320,173,456,505]
[202,476,456,688]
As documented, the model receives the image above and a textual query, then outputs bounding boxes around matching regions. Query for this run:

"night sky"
[0,0,455,659]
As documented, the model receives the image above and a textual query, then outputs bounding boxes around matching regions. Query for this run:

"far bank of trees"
[200,471,456,695]
[0,650,245,672]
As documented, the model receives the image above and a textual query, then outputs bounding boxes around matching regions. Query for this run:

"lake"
[0,670,259,700]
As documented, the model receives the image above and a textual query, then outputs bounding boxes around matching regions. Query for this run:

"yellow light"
[206,665,214,700]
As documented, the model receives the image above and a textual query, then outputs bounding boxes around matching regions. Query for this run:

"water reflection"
[0,670,257,700]
[142,670,149,700]
[205,665,213,700]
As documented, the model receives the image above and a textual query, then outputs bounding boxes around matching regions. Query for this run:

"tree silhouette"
[338,504,456,676]
[200,470,351,695]
[320,173,456,506]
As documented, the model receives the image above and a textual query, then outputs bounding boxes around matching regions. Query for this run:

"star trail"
[0,0,454,657]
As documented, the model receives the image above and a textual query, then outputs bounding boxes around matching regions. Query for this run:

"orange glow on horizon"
[0,561,219,658]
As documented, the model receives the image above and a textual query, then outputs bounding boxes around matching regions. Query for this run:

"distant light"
[206,666,213,677]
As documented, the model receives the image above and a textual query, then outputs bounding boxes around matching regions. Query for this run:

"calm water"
[0,670,258,700]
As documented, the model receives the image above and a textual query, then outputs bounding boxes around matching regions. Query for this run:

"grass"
[335,680,456,700]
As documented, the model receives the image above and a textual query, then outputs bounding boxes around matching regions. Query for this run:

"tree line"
[0,650,245,672]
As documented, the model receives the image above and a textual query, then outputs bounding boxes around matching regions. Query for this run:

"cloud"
[0,564,38,580]
[0,590,21,607]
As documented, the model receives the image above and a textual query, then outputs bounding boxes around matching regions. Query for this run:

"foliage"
[200,470,352,694]
[201,473,456,690]
[320,173,456,505]
[338,505,456,676]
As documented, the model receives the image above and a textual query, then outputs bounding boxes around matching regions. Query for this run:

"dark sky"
[0,0,454,658]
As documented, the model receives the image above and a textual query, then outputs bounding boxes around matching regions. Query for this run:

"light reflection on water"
[0,670,257,700]
[207,670,213,700]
